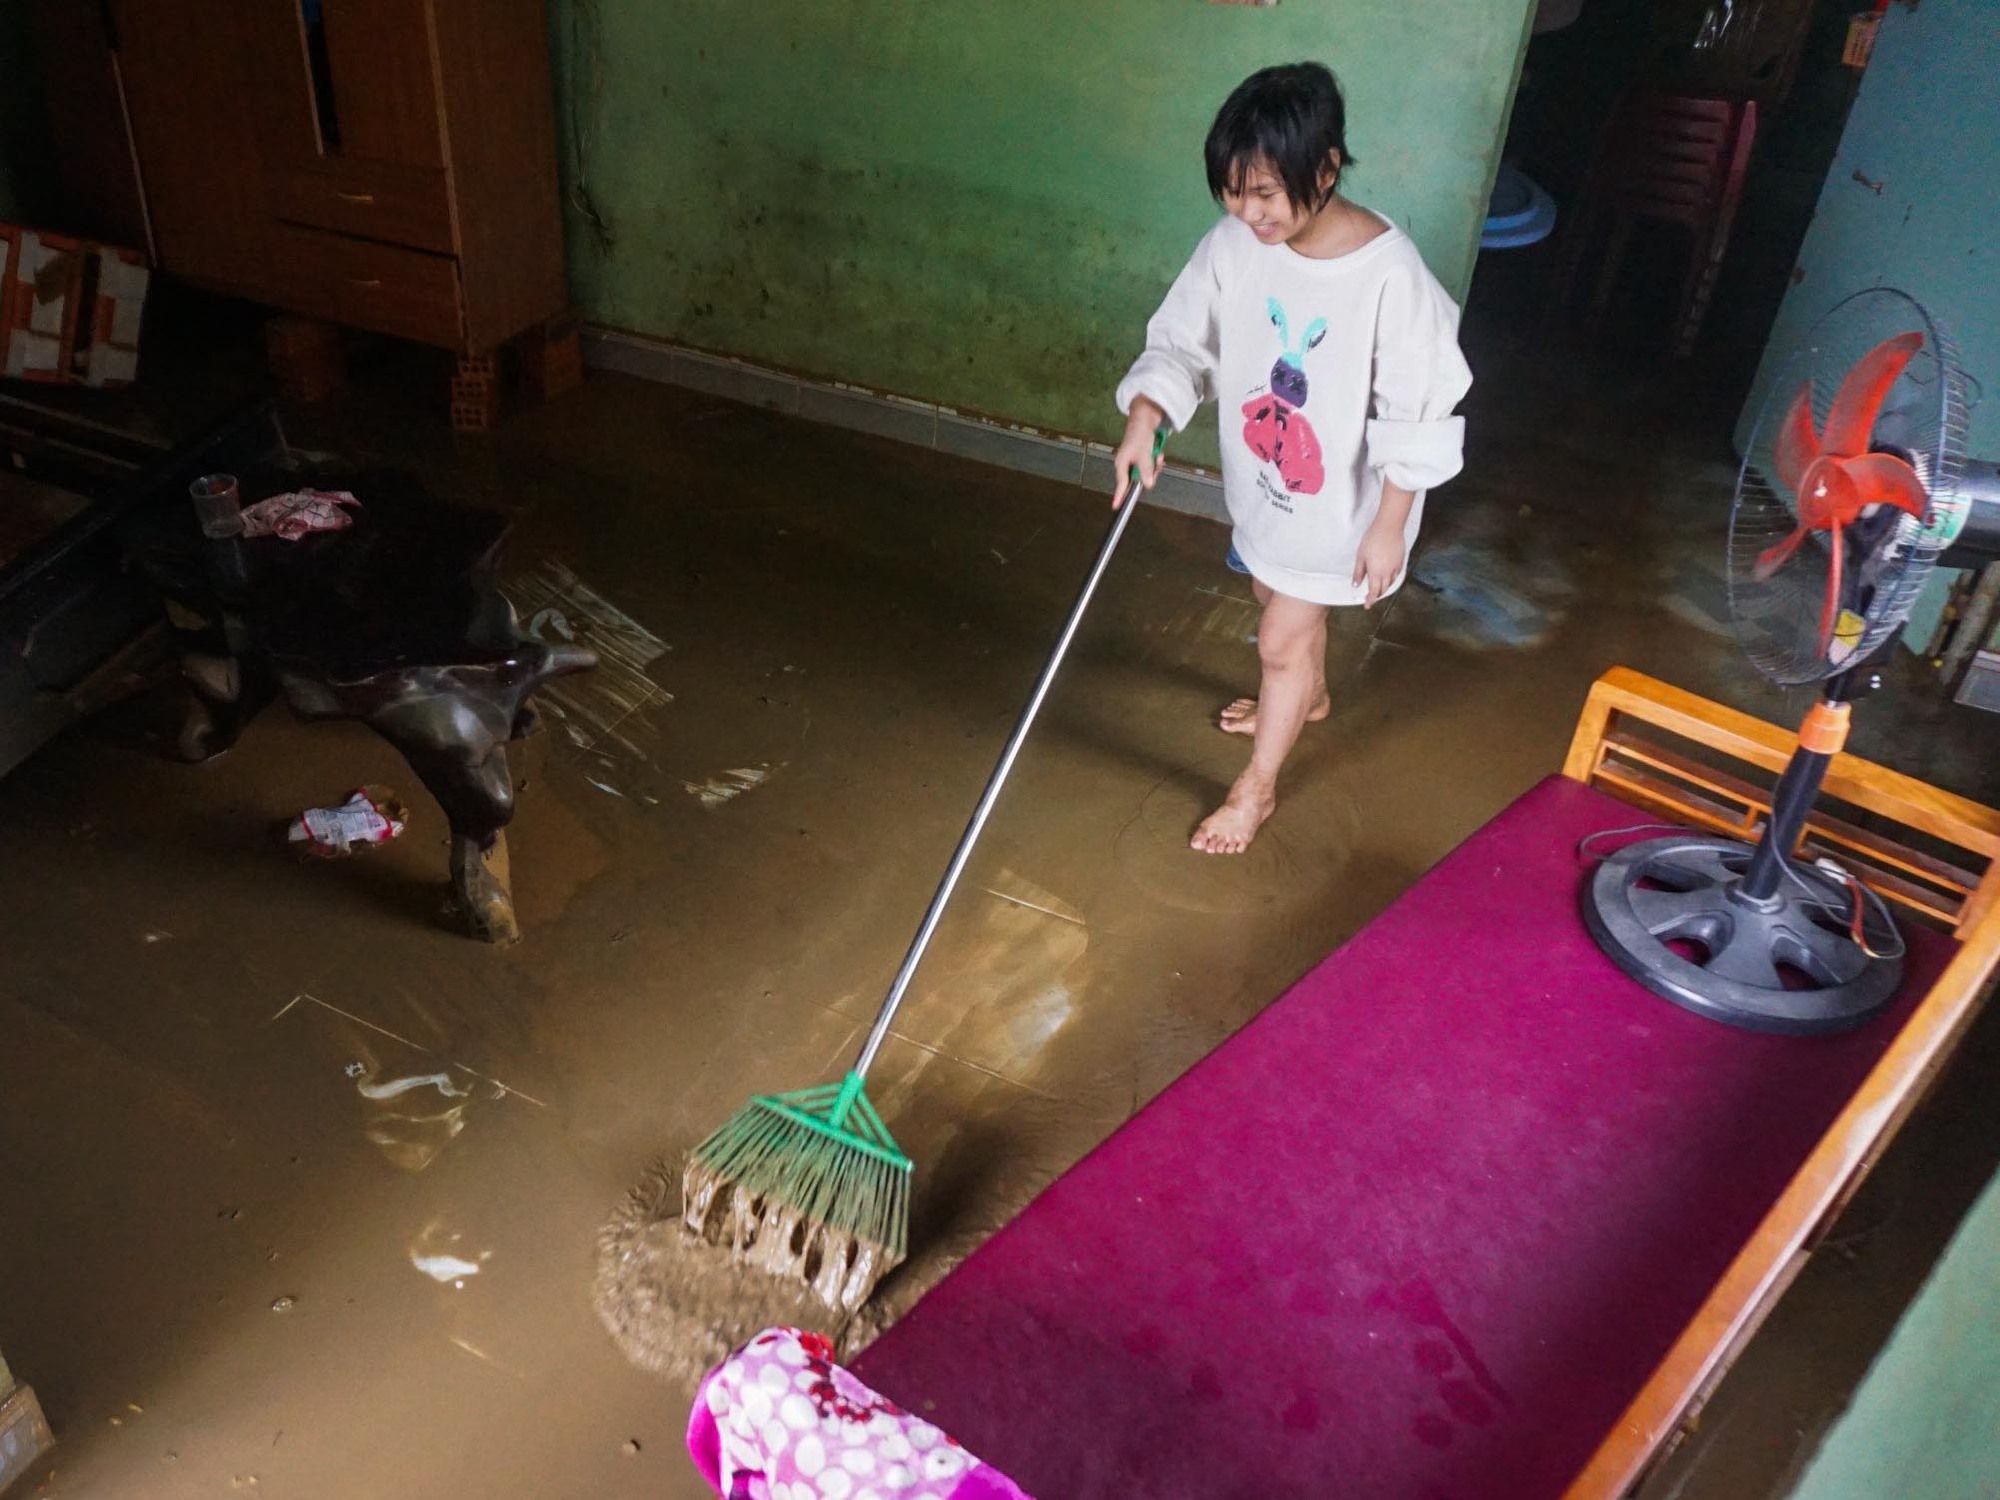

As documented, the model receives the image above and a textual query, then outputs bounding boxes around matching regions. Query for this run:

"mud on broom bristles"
[682,1086,911,1313]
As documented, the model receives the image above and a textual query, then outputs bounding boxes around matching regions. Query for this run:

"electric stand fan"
[1586,288,2000,1034]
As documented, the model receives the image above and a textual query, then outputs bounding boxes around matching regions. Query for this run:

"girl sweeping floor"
[1112,62,1472,855]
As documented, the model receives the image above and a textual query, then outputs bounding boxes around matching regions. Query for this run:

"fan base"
[1584,834,1901,1035]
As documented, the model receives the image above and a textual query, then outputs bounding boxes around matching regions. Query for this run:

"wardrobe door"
[111,0,318,297]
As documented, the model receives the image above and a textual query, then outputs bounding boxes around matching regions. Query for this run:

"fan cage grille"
[1728,289,1969,687]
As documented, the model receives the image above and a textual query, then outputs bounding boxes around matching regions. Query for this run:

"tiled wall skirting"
[582,327,1229,526]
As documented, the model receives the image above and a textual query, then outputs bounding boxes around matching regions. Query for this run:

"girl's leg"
[1217,577,1329,735]
[1192,590,1328,854]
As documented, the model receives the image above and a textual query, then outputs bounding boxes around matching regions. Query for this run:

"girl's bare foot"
[1190,778,1277,854]
[1218,689,1329,736]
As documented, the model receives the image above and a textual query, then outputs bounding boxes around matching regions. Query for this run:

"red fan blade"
[1795,455,1857,530]
[1818,523,1845,659]
[1838,450,1930,521]
[1774,383,1820,491]
[1754,523,1809,582]
[1822,331,1923,457]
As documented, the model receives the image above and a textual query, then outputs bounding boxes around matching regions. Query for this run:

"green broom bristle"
[681,1073,912,1311]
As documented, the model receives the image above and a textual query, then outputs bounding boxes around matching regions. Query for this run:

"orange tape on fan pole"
[1796,700,1852,755]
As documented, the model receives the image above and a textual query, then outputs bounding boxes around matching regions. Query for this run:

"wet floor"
[1,316,1996,1498]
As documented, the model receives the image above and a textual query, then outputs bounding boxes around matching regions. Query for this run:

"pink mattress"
[851,776,1955,1499]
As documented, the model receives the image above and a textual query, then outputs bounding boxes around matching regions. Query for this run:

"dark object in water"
[124,423,594,941]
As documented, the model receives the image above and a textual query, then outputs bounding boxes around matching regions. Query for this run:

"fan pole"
[1737,666,1875,901]
[1738,742,1834,901]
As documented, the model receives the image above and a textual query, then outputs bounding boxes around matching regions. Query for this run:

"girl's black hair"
[1204,62,1354,211]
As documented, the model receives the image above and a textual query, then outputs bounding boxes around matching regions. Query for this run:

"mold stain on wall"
[547,0,1536,466]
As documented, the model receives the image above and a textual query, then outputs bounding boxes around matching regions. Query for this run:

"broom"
[682,432,1169,1311]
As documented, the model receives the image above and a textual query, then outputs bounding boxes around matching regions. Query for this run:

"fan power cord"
[1575,823,1693,863]
[1786,853,1907,962]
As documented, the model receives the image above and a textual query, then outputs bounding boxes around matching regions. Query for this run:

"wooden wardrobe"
[43,0,570,420]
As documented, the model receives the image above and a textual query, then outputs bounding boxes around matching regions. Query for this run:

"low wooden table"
[121,431,593,942]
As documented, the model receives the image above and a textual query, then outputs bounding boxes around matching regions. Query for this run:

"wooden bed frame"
[1560,668,2000,1499]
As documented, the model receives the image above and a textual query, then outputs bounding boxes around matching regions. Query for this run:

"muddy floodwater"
[4,333,1995,1499]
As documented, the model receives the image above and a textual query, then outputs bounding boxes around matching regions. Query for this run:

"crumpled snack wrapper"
[288,786,408,857]
[241,488,361,541]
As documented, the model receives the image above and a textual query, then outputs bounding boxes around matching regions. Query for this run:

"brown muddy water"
[2,344,1996,1500]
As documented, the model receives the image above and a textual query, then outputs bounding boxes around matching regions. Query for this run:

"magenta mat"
[851,776,1956,1500]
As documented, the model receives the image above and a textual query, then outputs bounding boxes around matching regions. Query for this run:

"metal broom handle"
[851,433,1166,1080]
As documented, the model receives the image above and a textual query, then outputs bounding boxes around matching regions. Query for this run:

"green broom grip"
[1131,426,1167,486]
[848,425,1172,1082]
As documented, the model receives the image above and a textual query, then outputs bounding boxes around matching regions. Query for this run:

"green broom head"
[681,1071,912,1313]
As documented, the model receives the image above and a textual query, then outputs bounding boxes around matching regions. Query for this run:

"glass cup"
[189,474,244,539]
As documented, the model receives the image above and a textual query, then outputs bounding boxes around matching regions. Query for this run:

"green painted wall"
[1789,1166,2000,1500]
[551,0,1533,465]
